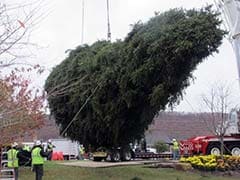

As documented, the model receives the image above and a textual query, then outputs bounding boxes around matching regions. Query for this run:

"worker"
[79,145,85,160]
[172,138,179,160]
[7,142,20,180]
[19,144,32,167]
[46,139,55,160]
[23,144,31,152]
[140,138,147,152]
[31,140,49,180]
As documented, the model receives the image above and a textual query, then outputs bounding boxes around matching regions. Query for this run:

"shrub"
[180,155,240,171]
[154,141,168,153]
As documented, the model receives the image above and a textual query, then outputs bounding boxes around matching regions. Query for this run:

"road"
[59,159,172,168]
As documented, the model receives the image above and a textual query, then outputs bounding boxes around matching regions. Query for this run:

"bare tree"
[200,82,238,158]
[0,1,47,146]
[0,0,46,68]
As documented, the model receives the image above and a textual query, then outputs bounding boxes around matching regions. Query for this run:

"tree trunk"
[220,135,224,159]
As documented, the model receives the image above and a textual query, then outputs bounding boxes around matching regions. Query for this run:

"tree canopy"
[0,69,45,144]
[45,7,225,149]
[0,1,44,68]
[0,1,46,144]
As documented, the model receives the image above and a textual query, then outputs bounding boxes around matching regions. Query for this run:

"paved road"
[59,160,169,168]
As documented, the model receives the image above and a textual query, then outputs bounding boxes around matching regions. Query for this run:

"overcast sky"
[6,0,240,112]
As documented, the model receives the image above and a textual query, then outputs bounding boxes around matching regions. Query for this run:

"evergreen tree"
[45,7,225,149]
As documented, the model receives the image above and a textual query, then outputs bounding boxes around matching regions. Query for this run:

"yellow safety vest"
[7,149,19,168]
[173,141,179,150]
[47,144,54,152]
[23,145,31,152]
[32,147,44,165]
[80,148,85,155]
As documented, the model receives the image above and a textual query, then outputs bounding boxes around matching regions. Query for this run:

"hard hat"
[48,139,52,143]
[12,142,18,147]
[172,138,176,141]
[35,140,41,146]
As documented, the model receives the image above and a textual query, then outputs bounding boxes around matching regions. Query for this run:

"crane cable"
[60,84,100,136]
[81,0,111,43]
[60,1,112,136]
[81,0,85,44]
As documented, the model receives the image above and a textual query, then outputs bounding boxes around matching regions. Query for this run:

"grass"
[19,161,238,180]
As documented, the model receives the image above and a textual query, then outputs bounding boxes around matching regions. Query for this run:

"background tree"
[0,1,46,144]
[45,7,226,150]
[200,82,238,158]
[0,1,45,68]
[0,69,45,144]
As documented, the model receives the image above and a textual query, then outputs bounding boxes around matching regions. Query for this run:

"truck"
[21,138,80,160]
[180,111,240,156]
[180,134,240,156]
[47,138,79,160]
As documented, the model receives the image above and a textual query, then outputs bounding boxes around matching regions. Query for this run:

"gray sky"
[6,0,240,112]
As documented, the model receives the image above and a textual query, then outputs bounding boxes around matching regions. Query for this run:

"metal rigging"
[214,0,240,82]
[106,0,111,41]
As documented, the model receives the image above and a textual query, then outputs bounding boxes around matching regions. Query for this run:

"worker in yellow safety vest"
[79,145,85,160]
[31,140,49,180]
[7,142,20,180]
[46,139,55,160]
[23,144,31,152]
[172,138,179,160]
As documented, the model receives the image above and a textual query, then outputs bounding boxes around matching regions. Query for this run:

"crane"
[106,0,111,41]
[214,0,240,81]
[81,0,111,44]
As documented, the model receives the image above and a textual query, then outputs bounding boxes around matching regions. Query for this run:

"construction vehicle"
[179,110,240,156]
[92,143,172,162]
[214,0,240,81]
[179,134,240,156]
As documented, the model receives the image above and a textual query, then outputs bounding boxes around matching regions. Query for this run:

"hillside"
[146,112,215,144]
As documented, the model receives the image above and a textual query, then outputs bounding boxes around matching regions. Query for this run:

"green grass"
[19,161,238,180]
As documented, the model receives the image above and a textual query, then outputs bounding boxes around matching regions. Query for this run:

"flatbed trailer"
[92,149,173,162]
[134,152,172,159]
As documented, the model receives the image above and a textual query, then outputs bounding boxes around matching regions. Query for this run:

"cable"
[60,83,100,136]
[81,0,85,44]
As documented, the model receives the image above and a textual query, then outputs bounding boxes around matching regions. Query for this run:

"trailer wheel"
[206,144,221,155]
[111,151,121,162]
[230,146,240,156]
[121,151,132,161]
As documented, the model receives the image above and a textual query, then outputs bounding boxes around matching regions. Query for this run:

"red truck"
[180,110,240,156]
[180,134,240,156]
